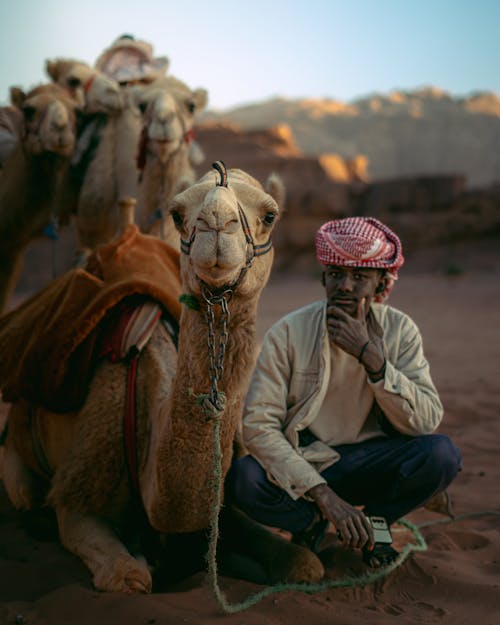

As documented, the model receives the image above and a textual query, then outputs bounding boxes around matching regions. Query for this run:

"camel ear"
[191,88,208,112]
[265,173,286,210]
[10,87,26,108]
[45,59,60,82]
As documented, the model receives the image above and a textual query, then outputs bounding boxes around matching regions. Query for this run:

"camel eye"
[263,211,276,226]
[138,101,148,114]
[187,101,195,114]
[67,77,81,89]
[171,210,183,227]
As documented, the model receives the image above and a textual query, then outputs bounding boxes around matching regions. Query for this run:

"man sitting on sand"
[227,216,462,567]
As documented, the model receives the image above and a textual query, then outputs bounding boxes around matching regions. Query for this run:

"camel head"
[46,58,124,114]
[10,83,79,157]
[168,163,285,297]
[132,76,208,164]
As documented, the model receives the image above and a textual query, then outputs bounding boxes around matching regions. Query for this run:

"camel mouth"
[49,144,74,157]
[152,138,179,147]
[151,139,181,164]
[193,265,242,290]
[95,100,123,114]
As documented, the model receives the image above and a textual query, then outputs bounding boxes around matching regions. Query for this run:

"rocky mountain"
[200,87,500,188]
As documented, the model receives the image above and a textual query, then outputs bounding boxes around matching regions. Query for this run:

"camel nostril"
[195,216,210,230]
[223,218,240,233]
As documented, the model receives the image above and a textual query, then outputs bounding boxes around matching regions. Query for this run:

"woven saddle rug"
[0,225,182,412]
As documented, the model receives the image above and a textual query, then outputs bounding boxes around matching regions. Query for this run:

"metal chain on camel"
[199,292,500,614]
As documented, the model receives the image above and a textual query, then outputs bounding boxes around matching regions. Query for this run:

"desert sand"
[1,243,499,625]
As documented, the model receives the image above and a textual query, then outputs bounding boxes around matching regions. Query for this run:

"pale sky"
[0,0,498,110]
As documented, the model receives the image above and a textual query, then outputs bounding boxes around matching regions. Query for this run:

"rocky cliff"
[201,87,500,188]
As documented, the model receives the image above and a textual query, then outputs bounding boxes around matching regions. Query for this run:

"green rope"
[206,418,428,615]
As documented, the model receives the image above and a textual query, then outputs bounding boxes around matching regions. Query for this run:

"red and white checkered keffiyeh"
[315,217,404,301]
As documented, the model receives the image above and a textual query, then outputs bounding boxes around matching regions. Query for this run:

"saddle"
[0,225,182,412]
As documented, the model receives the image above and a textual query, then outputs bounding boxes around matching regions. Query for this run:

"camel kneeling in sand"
[2,165,324,593]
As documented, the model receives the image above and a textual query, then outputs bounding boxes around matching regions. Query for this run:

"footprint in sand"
[381,601,447,621]
[382,603,405,616]
[426,530,489,551]
[415,601,447,619]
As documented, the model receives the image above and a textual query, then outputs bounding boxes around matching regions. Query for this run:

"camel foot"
[266,539,325,584]
[219,507,325,584]
[223,540,325,585]
[93,555,152,594]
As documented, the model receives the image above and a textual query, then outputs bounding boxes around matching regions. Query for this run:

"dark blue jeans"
[226,434,462,533]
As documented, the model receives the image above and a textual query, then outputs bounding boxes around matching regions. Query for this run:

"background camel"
[0,83,79,312]
[70,76,207,260]
[46,58,124,114]
[2,166,323,593]
[132,76,208,246]
[1,60,123,172]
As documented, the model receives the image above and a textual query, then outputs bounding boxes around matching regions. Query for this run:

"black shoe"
[291,518,329,553]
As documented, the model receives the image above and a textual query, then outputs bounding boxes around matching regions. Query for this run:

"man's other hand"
[306,483,374,550]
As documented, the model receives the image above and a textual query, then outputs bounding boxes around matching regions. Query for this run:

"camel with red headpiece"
[46,58,124,114]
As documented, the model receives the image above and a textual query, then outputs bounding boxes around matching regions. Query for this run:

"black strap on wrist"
[366,358,387,379]
[357,340,370,363]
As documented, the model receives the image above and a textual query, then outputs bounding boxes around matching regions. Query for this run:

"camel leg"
[219,506,325,584]
[2,440,40,510]
[56,506,152,594]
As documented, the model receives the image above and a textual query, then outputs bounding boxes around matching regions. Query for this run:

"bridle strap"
[83,74,96,94]
[184,128,195,143]
[180,228,196,255]
[213,160,228,187]
[253,237,273,256]
[180,203,272,260]
[180,161,272,260]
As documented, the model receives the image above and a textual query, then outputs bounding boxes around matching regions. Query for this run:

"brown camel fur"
[0,83,79,312]
[46,58,124,114]
[2,167,324,593]
[132,76,208,248]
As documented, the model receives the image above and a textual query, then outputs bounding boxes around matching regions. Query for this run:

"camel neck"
[136,142,191,230]
[143,292,258,533]
[0,148,65,248]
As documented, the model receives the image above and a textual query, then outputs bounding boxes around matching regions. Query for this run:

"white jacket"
[243,300,443,500]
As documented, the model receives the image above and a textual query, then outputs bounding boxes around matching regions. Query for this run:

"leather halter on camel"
[180,160,273,295]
